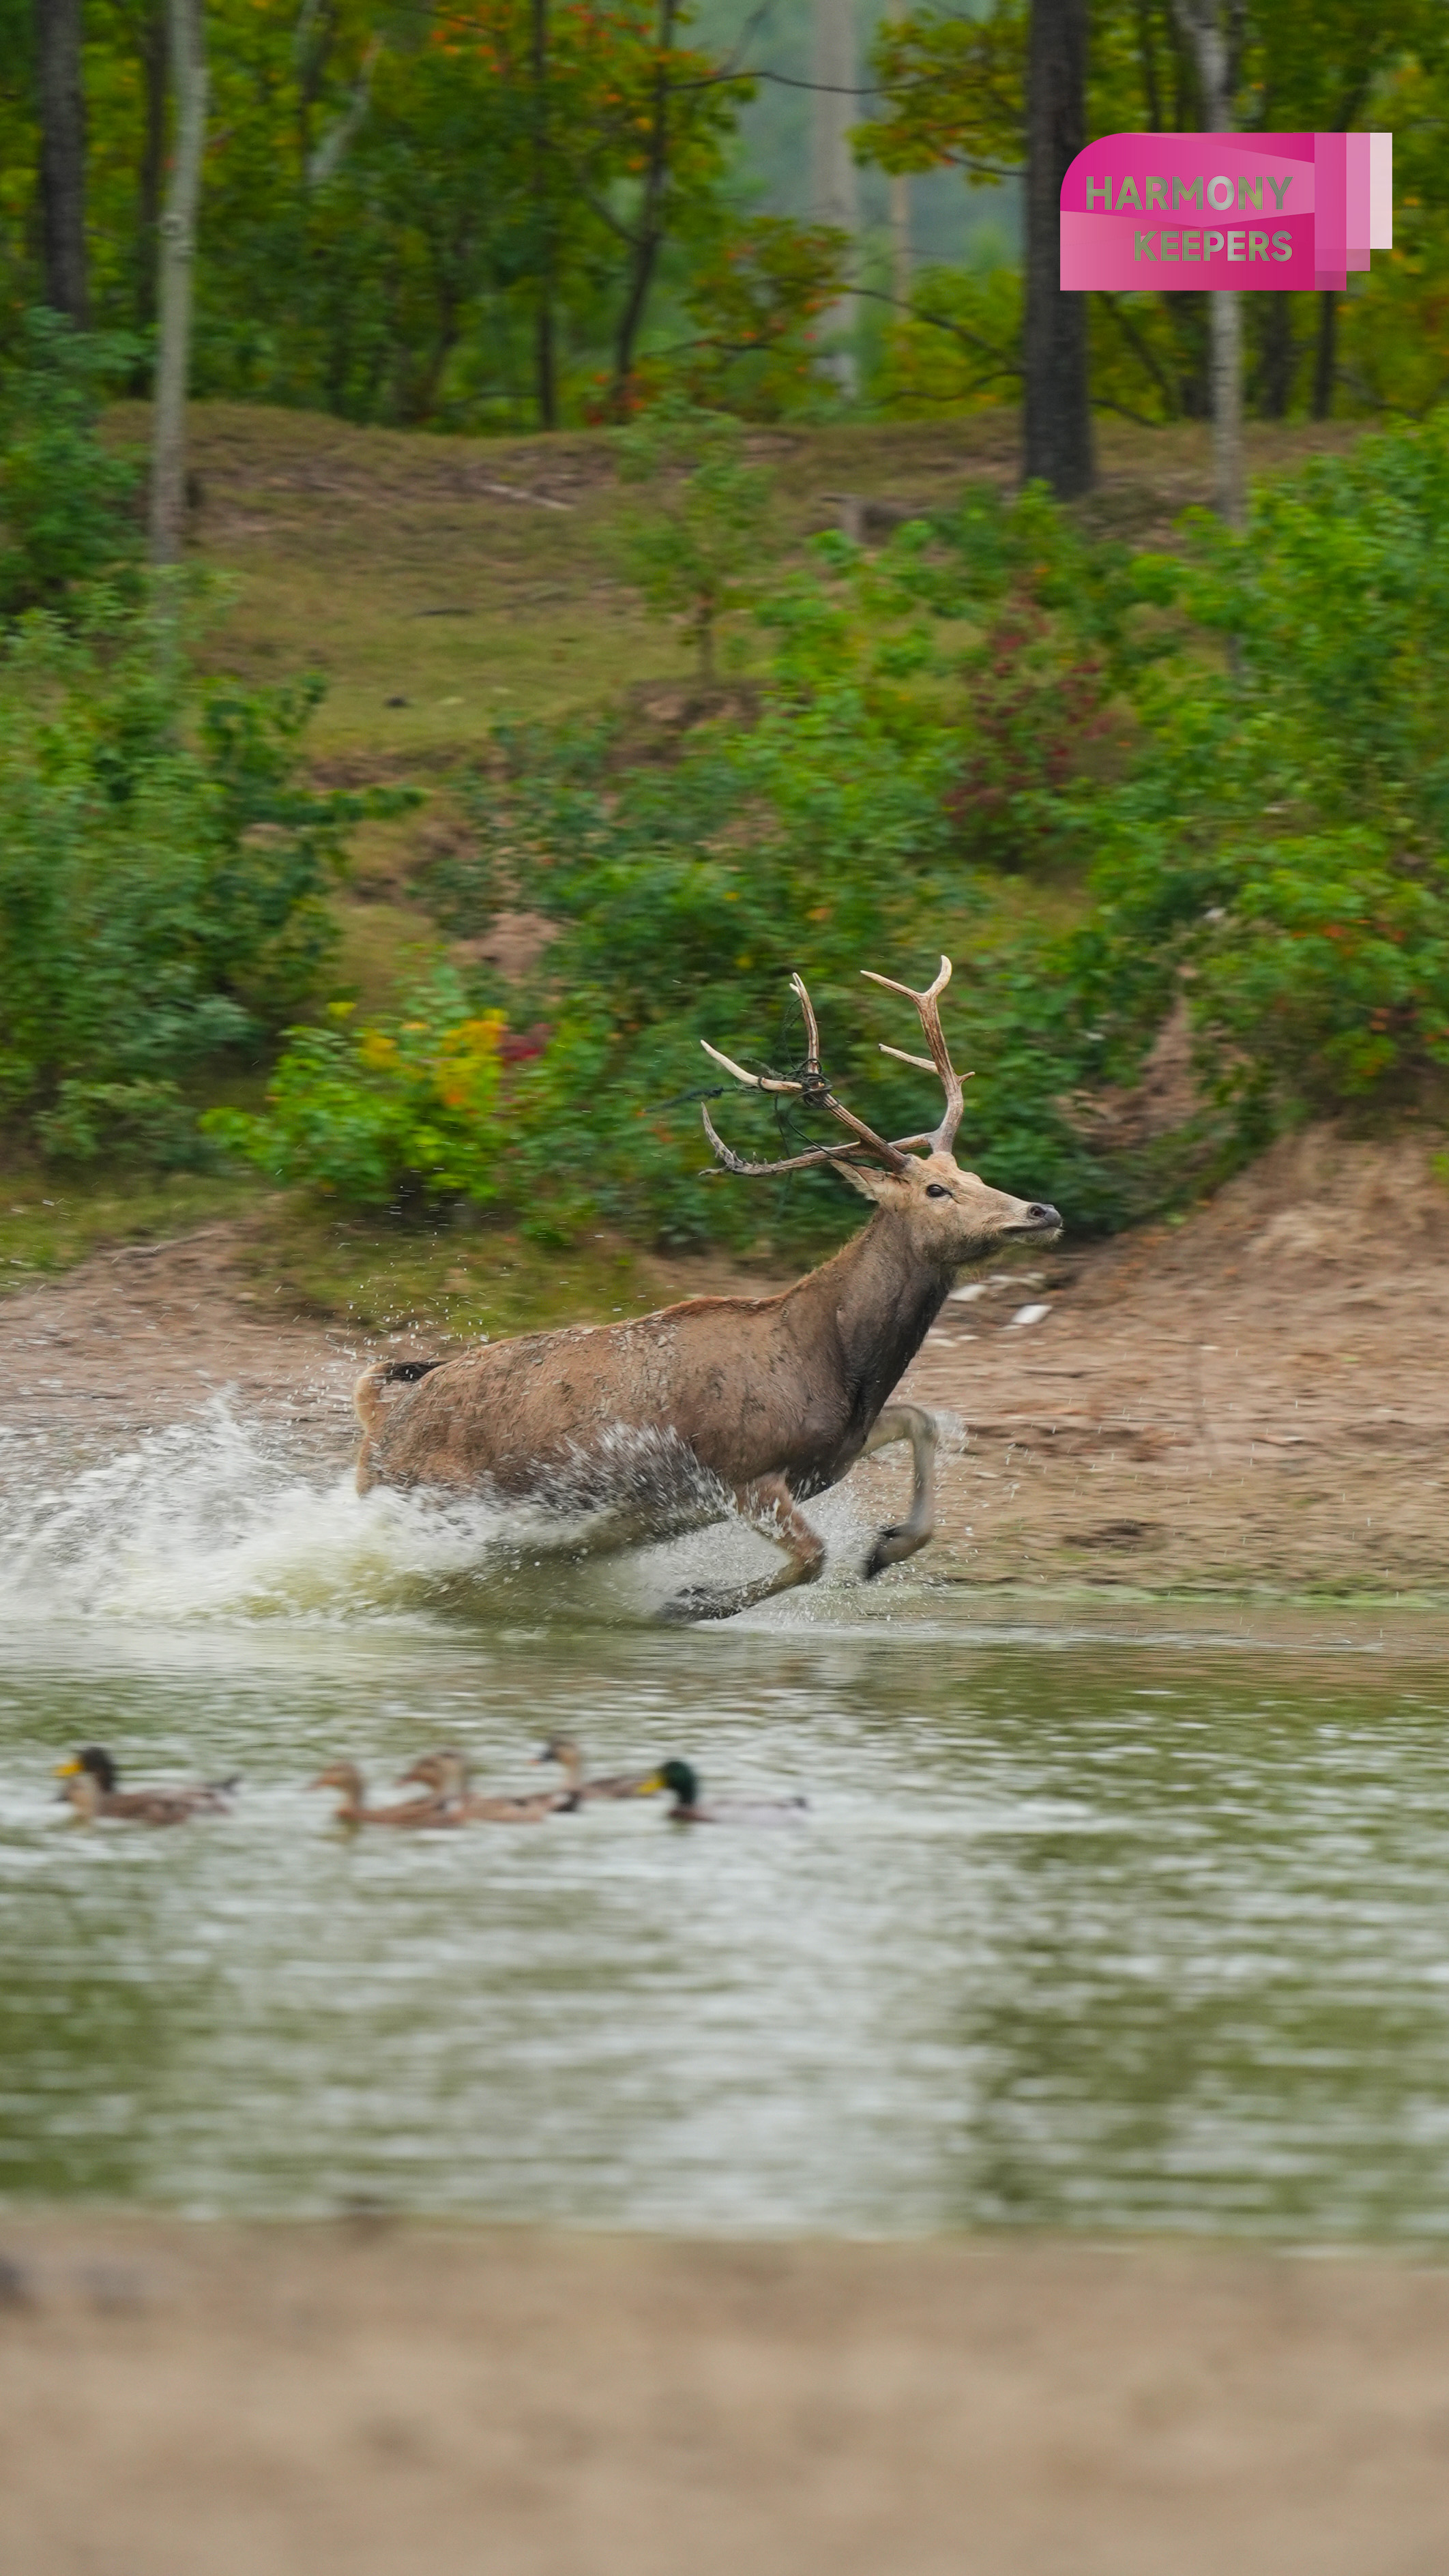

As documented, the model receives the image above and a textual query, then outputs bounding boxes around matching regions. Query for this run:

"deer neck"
[797,1210,954,1423]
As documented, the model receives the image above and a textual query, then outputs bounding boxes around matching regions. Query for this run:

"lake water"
[3,1407,1449,2240]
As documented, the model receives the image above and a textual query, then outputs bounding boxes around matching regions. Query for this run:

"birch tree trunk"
[811,0,859,394]
[886,0,911,310]
[1172,0,1244,529]
[149,0,207,568]
[35,0,89,324]
[136,2,167,340]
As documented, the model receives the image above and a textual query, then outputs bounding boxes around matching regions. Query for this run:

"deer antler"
[700,972,913,1178]
[861,954,971,1155]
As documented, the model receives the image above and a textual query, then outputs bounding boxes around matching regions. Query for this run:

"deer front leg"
[660,1474,827,1625]
[860,1403,938,1579]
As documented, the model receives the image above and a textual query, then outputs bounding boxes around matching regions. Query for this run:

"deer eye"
[926,1183,951,1199]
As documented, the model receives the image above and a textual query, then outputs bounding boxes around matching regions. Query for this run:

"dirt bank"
[3,1125,1448,1598]
[891,1124,1449,1599]
[4,2216,1449,2576]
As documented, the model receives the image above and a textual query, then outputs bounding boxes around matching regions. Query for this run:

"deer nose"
[1027,1203,1061,1227]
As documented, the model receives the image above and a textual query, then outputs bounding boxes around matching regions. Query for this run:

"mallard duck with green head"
[55,1746,237,1827]
[635,1760,808,1826]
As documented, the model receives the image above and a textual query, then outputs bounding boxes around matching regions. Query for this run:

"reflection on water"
[5,1590,1449,2238]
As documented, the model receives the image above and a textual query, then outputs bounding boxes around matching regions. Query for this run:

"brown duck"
[398,1748,574,1824]
[534,1734,654,1802]
[307,1760,464,1829]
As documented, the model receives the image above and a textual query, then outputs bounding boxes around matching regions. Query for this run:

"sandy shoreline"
[3,2215,1449,2573]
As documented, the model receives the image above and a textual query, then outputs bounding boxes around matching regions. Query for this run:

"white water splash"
[0,1400,876,1628]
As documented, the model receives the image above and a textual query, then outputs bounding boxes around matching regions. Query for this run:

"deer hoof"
[864,1524,928,1580]
[863,1528,901,1580]
[660,1585,727,1625]
[660,1581,765,1625]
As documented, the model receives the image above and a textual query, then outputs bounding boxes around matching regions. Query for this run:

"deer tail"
[352,1357,443,1437]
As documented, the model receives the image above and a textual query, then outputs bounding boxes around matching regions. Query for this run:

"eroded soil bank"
[4,2215,1449,2576]
[4,1124,1448,1600]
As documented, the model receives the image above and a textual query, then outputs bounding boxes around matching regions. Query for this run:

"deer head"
[701,956,1062,1261]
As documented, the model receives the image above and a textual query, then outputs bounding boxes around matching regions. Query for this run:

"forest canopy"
[3,0,1449,429]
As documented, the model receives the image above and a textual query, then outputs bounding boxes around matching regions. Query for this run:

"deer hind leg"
[660,1474,827,1626]
[860,1403,939,1580]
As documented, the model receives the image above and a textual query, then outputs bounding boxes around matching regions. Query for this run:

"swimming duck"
[534,1734,654,1802]
[635,1759,808,1826]
[55,1746,237,1827]
[307,1761,463,1829]
[398,1748,573,1824]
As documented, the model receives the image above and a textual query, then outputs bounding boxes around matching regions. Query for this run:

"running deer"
[353,957,1061,1622]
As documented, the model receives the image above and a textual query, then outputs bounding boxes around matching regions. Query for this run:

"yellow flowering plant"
[203,972,513,1210]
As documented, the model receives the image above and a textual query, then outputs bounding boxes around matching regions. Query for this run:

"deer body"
[355,959,1059,1619]
[357,1144,1059,1619]
[359,1205,952,1503]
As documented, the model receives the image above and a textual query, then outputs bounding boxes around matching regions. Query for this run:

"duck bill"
[633,1772,666,1798]
[53,1758,82,1778]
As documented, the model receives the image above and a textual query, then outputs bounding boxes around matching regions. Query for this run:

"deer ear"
[831,1159,898,1201]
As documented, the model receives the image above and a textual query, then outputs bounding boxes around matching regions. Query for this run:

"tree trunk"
[1023,0,1093,499]
[1208,287,1243,528]
[611,0,677,409]
[1171,1,1243,527]
[1259,289,1295,418]
[531,0,556,428]
[1312,287,1338,418]
[136,2,166,343]
[812,0,860,393]
[149,0,207,568]
[35,0,88,323]
[889,171,911,307]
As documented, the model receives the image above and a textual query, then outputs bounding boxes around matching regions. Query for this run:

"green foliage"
[861,0,1024,184]
[204,976,508,1209]
[0,310,141,615]
[98,0,750,430]
[613,397,775,679]
[675,216,852,420]
[0,600,415,1162]
[418,499,1145,1247]
[871,263,1023,417]
[1070,414,1449,1139]
[409,418,1449,1250]
[862,0,1440,428]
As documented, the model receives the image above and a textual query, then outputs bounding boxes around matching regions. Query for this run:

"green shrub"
[427,637,1124,1248]
[1070,415,1449,1144]
[204,976,509,1210]
[0,601,415,1164]
[613,396,774,682]
[0,312,142,618]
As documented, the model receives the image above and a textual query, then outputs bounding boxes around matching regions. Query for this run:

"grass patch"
[0,1169,268,1291]
[104,401,1377,763]
[241,1199,676,1338]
